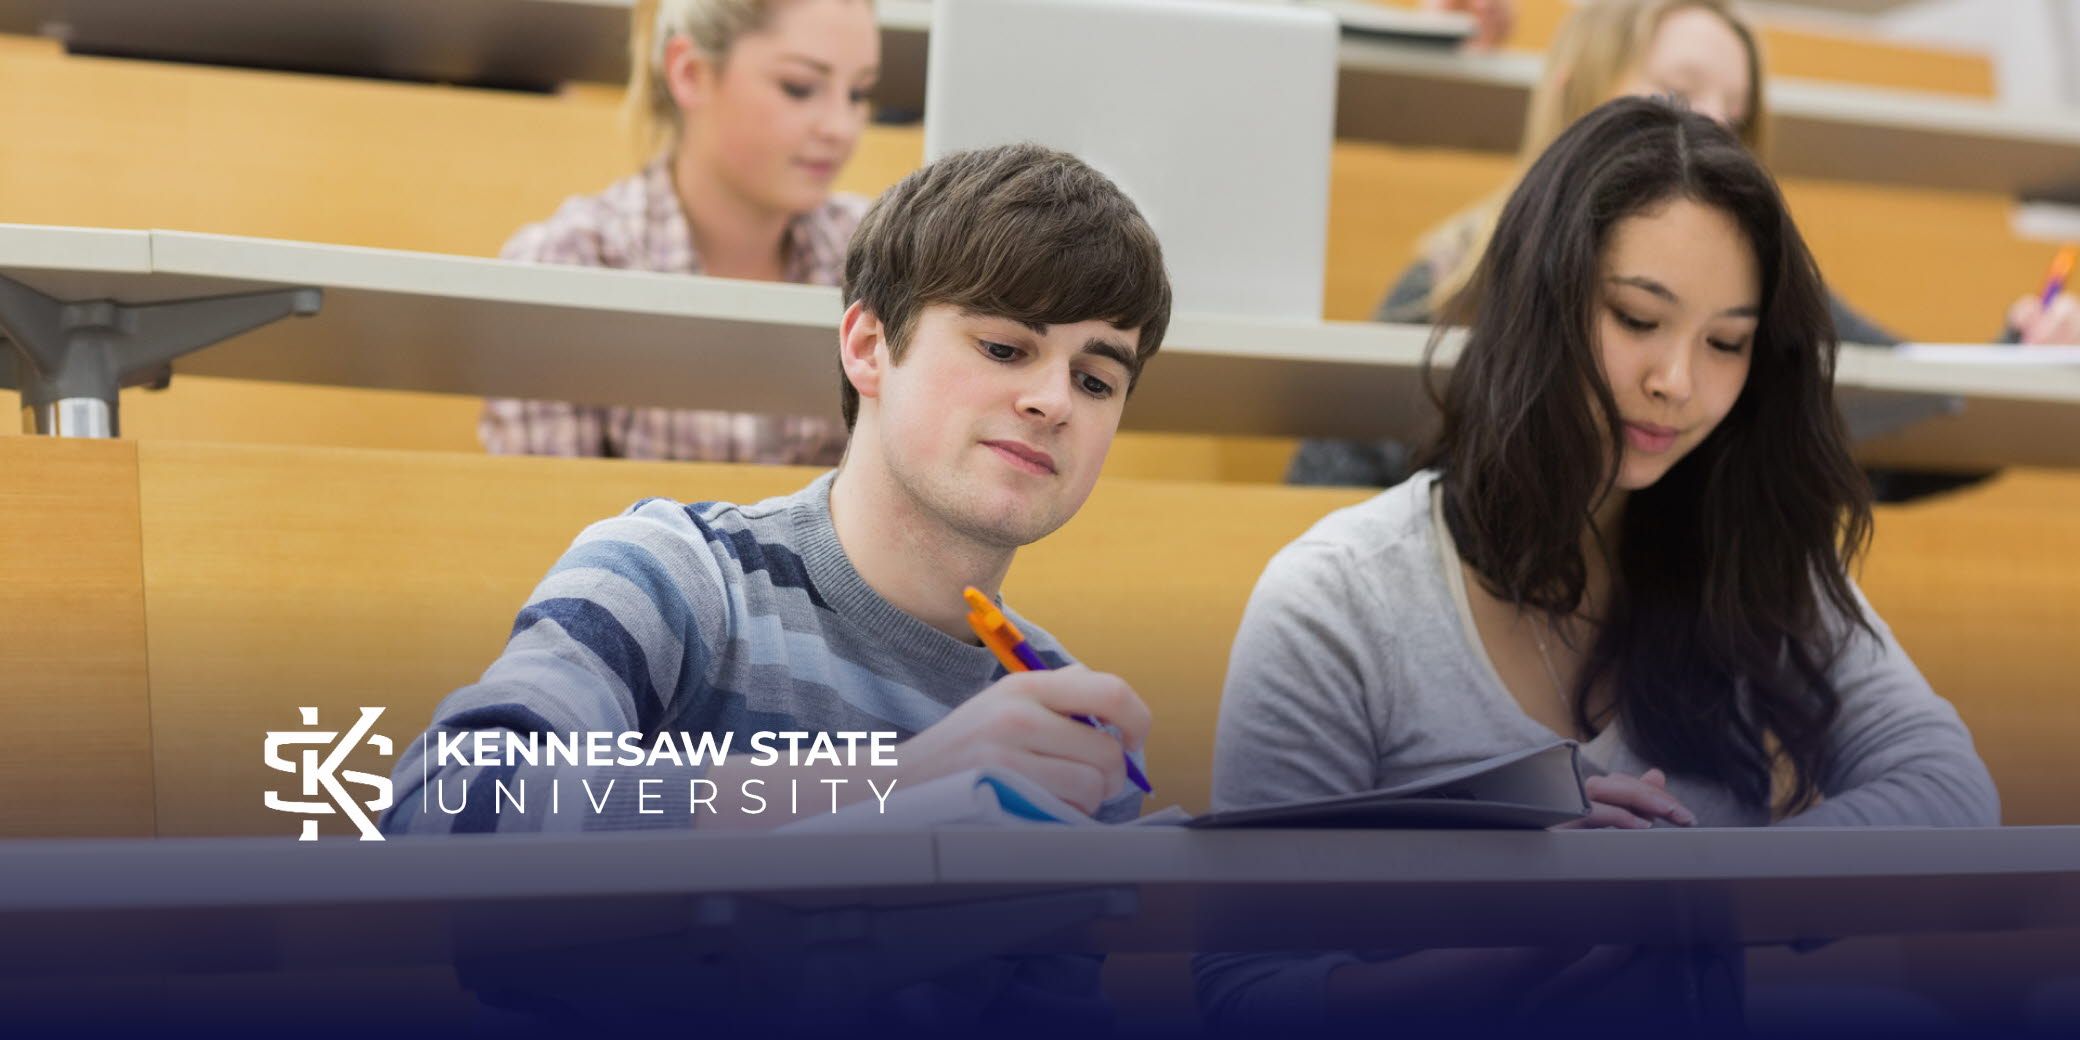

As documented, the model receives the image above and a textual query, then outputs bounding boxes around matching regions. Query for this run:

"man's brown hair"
[839,142,1172,429]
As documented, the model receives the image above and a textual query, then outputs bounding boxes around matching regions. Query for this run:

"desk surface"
[1,1,2071,200]
[0,225,1444,443]
[6,225,2080,466]
[1,826,2076,973]
[934,825,2080,951]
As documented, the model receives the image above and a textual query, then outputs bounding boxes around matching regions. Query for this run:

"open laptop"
[924,0,1339,321]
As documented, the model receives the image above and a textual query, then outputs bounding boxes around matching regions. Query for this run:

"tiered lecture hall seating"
[2,0,2076,1026]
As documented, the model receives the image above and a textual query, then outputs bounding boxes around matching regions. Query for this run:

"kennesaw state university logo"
[264,706,394,841]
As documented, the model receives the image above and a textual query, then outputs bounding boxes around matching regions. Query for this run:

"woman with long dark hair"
[1197,97,1997,1026]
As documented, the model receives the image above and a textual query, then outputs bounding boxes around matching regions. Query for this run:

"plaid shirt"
[481,158,863,463]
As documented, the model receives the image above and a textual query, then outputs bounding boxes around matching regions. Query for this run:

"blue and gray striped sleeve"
[384,500,730,835]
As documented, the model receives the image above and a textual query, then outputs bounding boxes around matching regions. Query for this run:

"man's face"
[866,304,1138,549]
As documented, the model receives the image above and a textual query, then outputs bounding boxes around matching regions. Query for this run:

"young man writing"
[381,142,1172,1023]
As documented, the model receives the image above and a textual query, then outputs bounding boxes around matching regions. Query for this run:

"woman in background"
[1290,0,2080,493]
[483,0,878,462]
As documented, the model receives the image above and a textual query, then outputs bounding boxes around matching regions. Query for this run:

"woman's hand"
[1556,767,1697,829]
[2007,291,2080,345]
[1423,0,1515,52]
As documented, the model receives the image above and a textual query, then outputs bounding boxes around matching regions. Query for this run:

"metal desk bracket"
[0,273,321,437]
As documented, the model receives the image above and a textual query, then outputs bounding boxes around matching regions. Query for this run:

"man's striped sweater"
[381,470,1139,1027]
[384,470,1140,834]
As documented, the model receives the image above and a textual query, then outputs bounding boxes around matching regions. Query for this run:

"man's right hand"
[893,667,1151,815]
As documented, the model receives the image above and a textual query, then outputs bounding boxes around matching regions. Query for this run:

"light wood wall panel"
[1783,177,2058,344]
[1325,138,2072,344]
[133,441,811,836]
[1856,470,2080,826]
[0,37,621,257]
[119,378,487,455]
[1758,28,1992,99]
[0,438,157,836]
[130,439,1363,834]
[113,440,2080,835]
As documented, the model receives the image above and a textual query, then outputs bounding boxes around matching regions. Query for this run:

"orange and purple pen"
[962,586,1153,794]
[2039,245,2077,311]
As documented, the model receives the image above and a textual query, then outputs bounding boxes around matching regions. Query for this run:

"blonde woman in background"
[1290,0,2080,494]
[1398,0,1769,327]
[482,0,878,461]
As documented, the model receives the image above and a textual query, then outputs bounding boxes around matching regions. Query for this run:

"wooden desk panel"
[1859,470,2080,826]
[121,440,2080,834]
[1325,143,1511,321]
[0,438,156,836]
[1005,480,1372,818]
[131,440,1364,834]
[0,41,628,259]
[117,377,486,455]
[134,441,816,836]
[1784,177,2061,344]
[1323,139,2066,346]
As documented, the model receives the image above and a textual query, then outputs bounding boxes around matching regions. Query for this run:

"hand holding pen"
[880,590,1152,816]
[963,586,1154,795]
[2006,244,2080,345]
